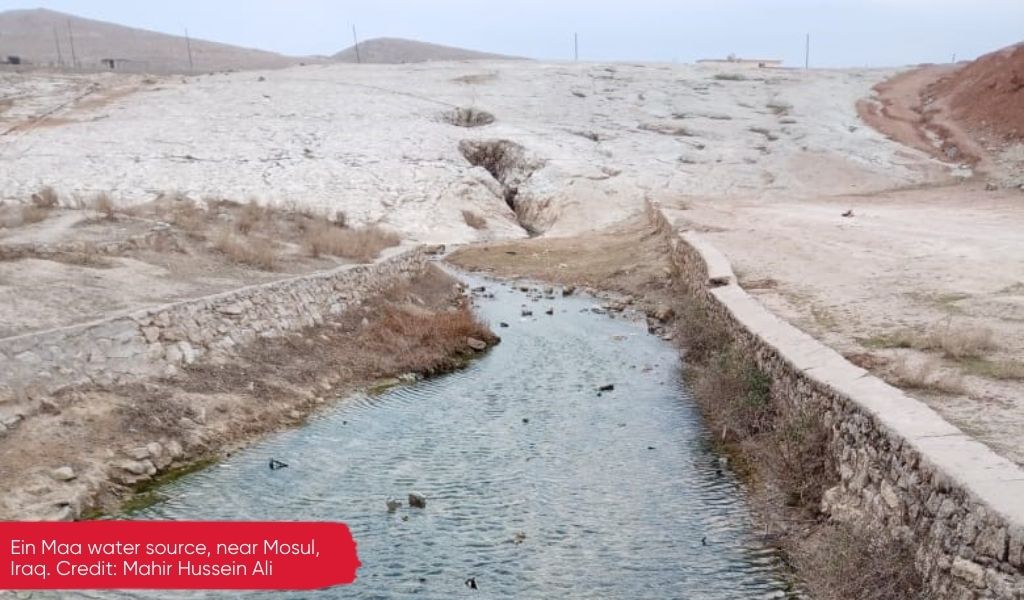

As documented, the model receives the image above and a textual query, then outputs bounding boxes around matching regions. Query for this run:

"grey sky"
[1,0,1021,67]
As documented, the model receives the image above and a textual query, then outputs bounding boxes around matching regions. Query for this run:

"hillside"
[0,8,304,72]
[333,37,518,64]
[928,41,1024,141]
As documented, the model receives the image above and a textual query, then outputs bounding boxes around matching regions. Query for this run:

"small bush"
[31,186,59,209]
[19,205,50,225]
[963,358,1024,380]
[91,193,117,221]
[235,199,267,235]
[303,222,400,262]
[800,521,924,600]
[887,357,965,394]
[921,321,995,359]
[167,200,208,239]
[714,72,747,81]
[360,305,497,375]
[213,229,278,270]
[462,210,488,230]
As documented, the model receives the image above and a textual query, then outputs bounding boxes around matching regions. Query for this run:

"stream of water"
[80,275,799,599]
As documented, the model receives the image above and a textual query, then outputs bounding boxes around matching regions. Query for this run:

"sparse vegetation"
[91,192,118,221]
[887,357,966,394]
[213,229,278,270]
[303,221,400,262]
[862,320,996,360]
[713,72,747,81]
[961,358,1024,381]
[462,209,488,230]
[18,204,51,225]
[444,106,495,127]
[31,186,59,209]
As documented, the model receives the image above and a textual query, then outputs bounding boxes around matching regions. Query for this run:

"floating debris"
[268,458,288,470]
[409,492,427,508]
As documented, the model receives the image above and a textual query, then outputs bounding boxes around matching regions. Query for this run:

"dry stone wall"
[0,247,429,398]
[648,202,1024,599]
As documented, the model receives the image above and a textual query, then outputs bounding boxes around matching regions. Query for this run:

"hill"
[928,41,1024,141]
[0,8,304,72]
[333,37,518,64]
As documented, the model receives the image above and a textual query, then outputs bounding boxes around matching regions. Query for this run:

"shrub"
[303,222,400,262]
[31,186,59,208]
[799,521,924,600]
[91,193,117,221]
[887,357,965,394]
[235,199,267,235]
[213,229,278,270]
[19,205,50,225]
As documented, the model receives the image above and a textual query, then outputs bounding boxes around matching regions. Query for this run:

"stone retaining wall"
[0,246,430,398]
[648,202,1024,599]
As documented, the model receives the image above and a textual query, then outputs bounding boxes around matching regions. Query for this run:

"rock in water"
[386,497,402,513]
[466,337,487,351]
[409,492,427,508]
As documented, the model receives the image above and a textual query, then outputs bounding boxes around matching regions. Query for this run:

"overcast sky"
[2,0,1022,67]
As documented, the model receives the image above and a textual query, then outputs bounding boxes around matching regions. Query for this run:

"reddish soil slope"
[928,43,1024,142]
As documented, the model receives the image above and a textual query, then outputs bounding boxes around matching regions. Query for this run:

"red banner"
[0,521,360,590]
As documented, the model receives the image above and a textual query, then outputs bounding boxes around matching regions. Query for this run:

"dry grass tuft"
[865,321,995,360]
[303,221,400,262]
[213,229,278,270]
[462,210,488,230]
[235,199,268,235]
[798,520,924,600]
[91,193,118,221]
[18,204,51,225]
[887,357,965,394]
[358,305,497,376]
[31,186,59,209]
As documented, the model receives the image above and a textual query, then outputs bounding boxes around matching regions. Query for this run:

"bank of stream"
[79,274,801,599]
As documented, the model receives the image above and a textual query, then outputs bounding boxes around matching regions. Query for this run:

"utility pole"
[352,25,361,64]
[804,33,810,69]
[67,19,78,69]
[952,53,957,63]
[52,26,64,68]
[184,28,194,72]
[574,32,578,61]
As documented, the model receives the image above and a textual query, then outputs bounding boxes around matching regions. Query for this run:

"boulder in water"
[409,492,427,508]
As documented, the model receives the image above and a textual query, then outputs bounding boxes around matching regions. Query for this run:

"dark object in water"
[841,209,854,217]
[598,384,615,392]
[522,418,530,424]
[465,577,478,589]
[269,458,288,470]
[701,536,707,546]
[499,322,509,328]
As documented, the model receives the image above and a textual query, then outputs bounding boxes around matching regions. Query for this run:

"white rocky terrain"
[1,60,946,244]
[7,59,1024,468]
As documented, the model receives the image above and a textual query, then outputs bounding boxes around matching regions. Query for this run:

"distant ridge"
[0,8,309,72]
[333,37,520,64]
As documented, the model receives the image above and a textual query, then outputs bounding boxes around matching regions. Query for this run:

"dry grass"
[303,221,400,262]
[212,229,278,270]
[864,321,995,360]
[18,204,51,225]
[462,210,488,230]
[235,199,268,235]
[961,358,1024,381]
[357,305,497,376]
[798,520,924,600]
[91,193,117,221]
[31,186,59,209]
[886,357,966,394]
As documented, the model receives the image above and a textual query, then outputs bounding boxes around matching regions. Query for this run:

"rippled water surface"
[86,276,799,599]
